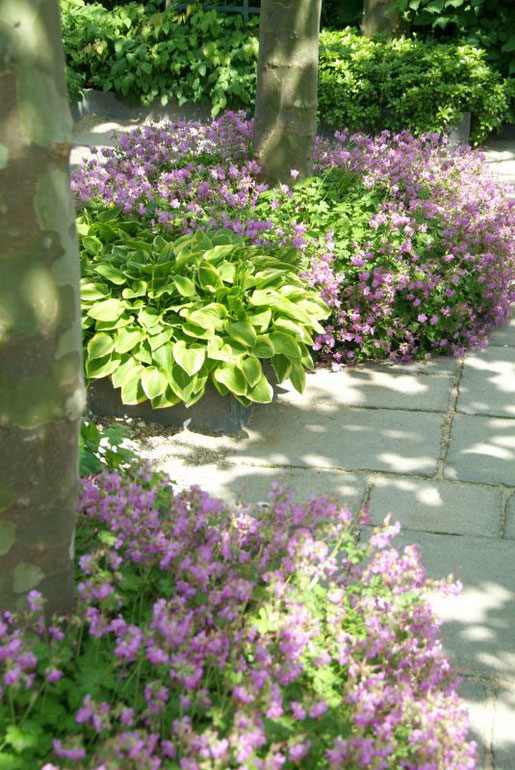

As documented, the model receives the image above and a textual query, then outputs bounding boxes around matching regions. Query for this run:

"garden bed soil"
[87,377,252,435]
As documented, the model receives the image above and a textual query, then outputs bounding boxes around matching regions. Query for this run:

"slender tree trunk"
[0,0,85,616]
[362,0,407,37]
[253,0,322,185]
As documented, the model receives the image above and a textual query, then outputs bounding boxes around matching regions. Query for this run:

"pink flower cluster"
[0,469,476,769]
[72,112,515,365]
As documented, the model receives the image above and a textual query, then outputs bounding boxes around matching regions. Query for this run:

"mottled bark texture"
[0,0,85,615]
[362,0,407,37]
[253,0,322,185]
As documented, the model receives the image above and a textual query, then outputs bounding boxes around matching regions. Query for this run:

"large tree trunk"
[0,0,85,616]
[362,0,407,37]
[253,0,322,185]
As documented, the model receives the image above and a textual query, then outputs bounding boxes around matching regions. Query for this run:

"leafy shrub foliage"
[318,29,512,145]
[394,0,515,80]
[0,471,477,768]
[80,217,329,406]
[61,0,258,115]
[80,419,136,475]
[73,113,515,367]
[61,0,511,141]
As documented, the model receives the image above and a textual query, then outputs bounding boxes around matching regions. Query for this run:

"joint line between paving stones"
[499,487,512,538]
[436,357,463,481]
[219,459,515,492]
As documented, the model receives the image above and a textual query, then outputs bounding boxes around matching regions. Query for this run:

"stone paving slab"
[279,368,452,412]
[392,531,515,678]
[493,683,515,770]
[368,476,502,537]
[459,677,494,769]
[363,356,459,377]
[489,318,515,348]
[458,347,515,418]
[225,404,443,476]
[502,493,515,540]
[180,465,367,509]
[445,415,515,486]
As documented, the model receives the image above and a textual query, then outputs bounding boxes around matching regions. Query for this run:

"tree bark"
[253,0,322,185]
[362,0,407,37]
[0,0,85,616]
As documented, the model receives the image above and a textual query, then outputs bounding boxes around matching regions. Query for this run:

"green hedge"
[62,0,512,143]
[318,29,513,144]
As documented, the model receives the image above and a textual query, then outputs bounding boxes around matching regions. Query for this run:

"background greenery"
[62,0,512,142]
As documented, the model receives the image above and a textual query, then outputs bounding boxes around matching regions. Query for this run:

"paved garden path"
[133,321,515,770]
[72,119,515,768]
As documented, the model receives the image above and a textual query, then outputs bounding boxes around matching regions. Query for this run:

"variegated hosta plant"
[80,214,329,407]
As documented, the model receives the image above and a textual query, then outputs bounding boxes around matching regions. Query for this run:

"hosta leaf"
[88,298,124,322]
[95,313,132,331]
[289,365,306,394]
[86,353,121,380]
[225,320,257,348]
[249,288,280,306]
[81,282,109,301]
[183,388,206,408]
[218,261,236,283]
[249,309,272,331]
[271,354,293,383]
[207,335,234,362]
[122,280,147,299]
[182,322,213,339]
[246,373,274,404]
[138,308,161,328]
[111,356,136,388]
[254,334,275,358]
[133,340,153,365]
[187,309,219,330]
[141,367,168,400]
[213,363,247,396]
[212,378,229,397]
[174,275,196,296]
[198,263,221,290]
[94,263,126,285]
[87,333,116,360]
[148,329,174,350]
[275,317,312,342]
[203,244,237,262]
[115,328,145,354]
[120,366,146,405]
[151,387,180,409]
[152,345,174,371]
[168,365,196,401]
[270,331,301,359]
[173,340,206,376]
[239,355,262,387]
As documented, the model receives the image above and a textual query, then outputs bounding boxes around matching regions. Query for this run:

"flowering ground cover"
[0,468,477,768]
[73,112,515,368]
